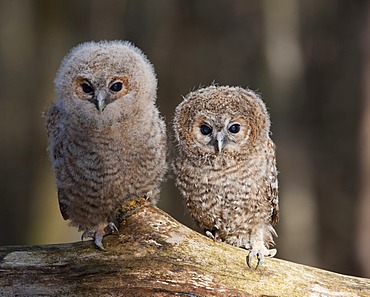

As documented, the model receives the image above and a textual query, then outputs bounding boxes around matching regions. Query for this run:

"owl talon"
[205,230,215,240]
[267,248,277,258]
[94,232,105,251]
[247,250,264,269]
[81,222,119,250]
[246,248,277,269]
[81,230,94,241]
[94,222,120,250]
[105,222,119,235]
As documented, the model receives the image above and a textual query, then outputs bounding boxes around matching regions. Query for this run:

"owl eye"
[228,123,240,134]
[110,82,123,92]
[200,124,212,135]
[81,82,94,94]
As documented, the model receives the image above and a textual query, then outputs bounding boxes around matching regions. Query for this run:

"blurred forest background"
[0,0,370,278]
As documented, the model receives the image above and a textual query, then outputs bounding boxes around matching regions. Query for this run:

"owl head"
[54,40,157,126]
[173,86,271,157]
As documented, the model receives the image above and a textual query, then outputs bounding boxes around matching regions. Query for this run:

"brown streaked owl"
[173,85,279,268]
[46,41,167,250]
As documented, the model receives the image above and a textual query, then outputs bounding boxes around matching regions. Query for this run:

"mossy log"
[0,199,369,296]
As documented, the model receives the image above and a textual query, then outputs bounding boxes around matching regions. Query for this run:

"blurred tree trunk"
[1,200,369,297]
[300,0,365,276]
[357,1,370,278]
[261,0,319,267]
[0,0,40,245]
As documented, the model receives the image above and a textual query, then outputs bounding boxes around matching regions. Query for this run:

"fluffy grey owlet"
[46,41,167,250]
[173,86,279,268]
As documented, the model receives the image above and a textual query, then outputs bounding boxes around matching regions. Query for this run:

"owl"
[46,41,167,250]
[173,85,279,268]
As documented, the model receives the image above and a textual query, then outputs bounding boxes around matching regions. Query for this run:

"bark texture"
[0,199,369,297]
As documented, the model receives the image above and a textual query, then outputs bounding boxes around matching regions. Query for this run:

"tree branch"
[1,199,369,296]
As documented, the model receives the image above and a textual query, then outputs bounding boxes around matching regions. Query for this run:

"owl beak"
[96,91,107,113]
[215,131,226,152]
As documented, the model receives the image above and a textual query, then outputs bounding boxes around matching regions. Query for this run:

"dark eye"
[200,124,212,135]
[228,123,240,134]
[81,83,94,94]
[110,82,123,92]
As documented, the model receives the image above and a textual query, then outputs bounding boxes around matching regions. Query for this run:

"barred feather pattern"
[46,41,167,236]
[47,104,167,231]
[173,86,279,262]
[174,138,278,248]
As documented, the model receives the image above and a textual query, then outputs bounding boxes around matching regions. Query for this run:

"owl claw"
[94,232,105,251]
[247,250,264,268]
[81,222,119,250]
[205,230,216,240]
[81,229,94,241]
[246,248,277,269]
[105,222,119,234]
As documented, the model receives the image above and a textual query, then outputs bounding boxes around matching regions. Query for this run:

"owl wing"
[267,139,279,226]
[46,104,69,220]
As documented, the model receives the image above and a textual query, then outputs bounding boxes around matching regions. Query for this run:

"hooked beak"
[96,91,106,113]
[215,131,226,153]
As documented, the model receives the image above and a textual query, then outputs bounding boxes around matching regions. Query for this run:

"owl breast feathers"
[173,85,279,268]
[46,40,167,249]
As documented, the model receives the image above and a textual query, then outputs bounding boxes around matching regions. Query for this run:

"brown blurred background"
[1,0,370,278]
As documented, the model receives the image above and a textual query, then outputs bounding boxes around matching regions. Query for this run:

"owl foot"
[246,246,276,269]
[205,230,216,240]
[81,222,119,250]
